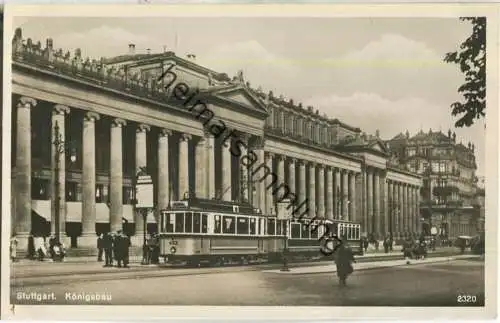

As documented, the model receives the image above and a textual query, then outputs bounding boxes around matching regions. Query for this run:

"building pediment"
[367,140,390,156]
[201,84,269,119]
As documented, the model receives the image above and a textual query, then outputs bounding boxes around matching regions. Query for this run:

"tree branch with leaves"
[444,17,486,128]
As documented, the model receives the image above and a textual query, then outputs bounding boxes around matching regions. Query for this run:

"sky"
[13,17,486,177]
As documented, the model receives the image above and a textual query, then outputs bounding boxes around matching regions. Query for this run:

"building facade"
[10,28,421,250]
[386,129,482,240]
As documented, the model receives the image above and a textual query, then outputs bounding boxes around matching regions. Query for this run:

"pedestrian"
[121,232,131,268]
[27,234,35,260]
[97,234,104,262]
[103,233,114,267]
[48,235,56,259]
[113,232,123,267]
[363,237,369,253]
[152,234,160,264]
[10,235,18,262]
[334,236,356,287]
[383,236,390,254]
[402,238,413,264]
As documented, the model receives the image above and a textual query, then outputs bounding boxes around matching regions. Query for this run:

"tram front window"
[175,213,185,232]
[164,213,174,233]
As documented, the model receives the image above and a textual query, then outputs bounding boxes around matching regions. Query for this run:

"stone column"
[239,135,250,203]
[14,97,37,250]
[157,129,171,211]
[373,170,380,237]
[407,185,412,234]
[206,133,215,199]
[110,118,126,233]
[410,186,415,234]
[349,172,356,222]
[298,160,307,207]
[334,168,341,218]
[342,170,349,220]
[416,187,421,234]
[81,112,99,246]
[367,168,373,234]
[308,162,316,218]
[221,136,232,201]
[387,181,393,237]
[404,184,409,236]
[384,179,389,235]
[178,133,191,200]
[398,183,404,238]
[276,155,285,201]
[288,158,296,200]
[317,165,325,218]
[326,167,333,219]
[265,152,274,215]
[251,138,266,213]
[51,104,70,240]
[195,136,207,199]
[134,123,150,236]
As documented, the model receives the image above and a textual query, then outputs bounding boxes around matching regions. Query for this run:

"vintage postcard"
[2,3,497,321]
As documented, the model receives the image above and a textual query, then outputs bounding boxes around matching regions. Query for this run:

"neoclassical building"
[10,28,421,251]
[386,130,483,239]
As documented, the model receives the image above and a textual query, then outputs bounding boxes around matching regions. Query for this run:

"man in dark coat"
[103,233,114,267]
[121,233,131,268]
[97,234,104,262]
[334,237,356,287]
[114,232,123,267]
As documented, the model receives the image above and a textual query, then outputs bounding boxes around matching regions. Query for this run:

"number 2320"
[457,295,477,303]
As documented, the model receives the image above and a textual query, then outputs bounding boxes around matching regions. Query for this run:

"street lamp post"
[53,122,63,244]
[134,168,154,266]
[52,121,76,244]
[277,199,291,272]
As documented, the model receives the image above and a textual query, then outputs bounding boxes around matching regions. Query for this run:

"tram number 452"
[457,294,477,303]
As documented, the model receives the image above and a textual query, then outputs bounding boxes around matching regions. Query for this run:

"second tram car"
[158,198,362,266]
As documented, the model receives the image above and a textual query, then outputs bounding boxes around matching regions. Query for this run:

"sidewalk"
[263,254,481,275]
[11,246,461,266]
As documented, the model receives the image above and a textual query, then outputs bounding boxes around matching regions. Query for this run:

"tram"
[158,197,362,266]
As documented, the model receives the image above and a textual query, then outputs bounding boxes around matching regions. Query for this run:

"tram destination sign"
[135,175,154,208]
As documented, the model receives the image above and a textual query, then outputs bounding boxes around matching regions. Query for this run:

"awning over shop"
[32,200,51,221]
[96,203,110,223]
[66,202,82,222]
[122,205,134,223]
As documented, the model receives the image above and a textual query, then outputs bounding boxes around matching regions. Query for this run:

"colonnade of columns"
[13,96,260,247]
[360,167,421,239]
[12,95,422,250]
[261,152,358,221]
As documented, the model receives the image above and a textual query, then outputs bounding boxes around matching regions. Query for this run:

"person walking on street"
[103,233,114,267]
[97,234,104,262]
[334,236,356,287]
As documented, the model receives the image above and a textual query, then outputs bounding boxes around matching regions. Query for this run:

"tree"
[444,17,486,128]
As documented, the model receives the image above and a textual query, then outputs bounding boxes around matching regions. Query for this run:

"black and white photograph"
[2,4,496,320]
